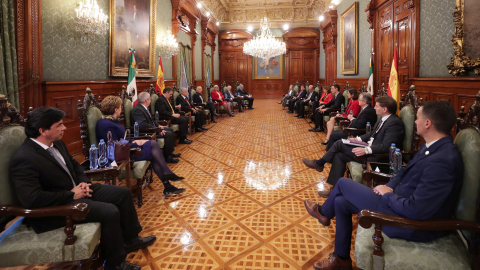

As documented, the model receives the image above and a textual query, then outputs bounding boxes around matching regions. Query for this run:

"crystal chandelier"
[243,17,286,59]
[74,0,108,41]
[158,29,179,57]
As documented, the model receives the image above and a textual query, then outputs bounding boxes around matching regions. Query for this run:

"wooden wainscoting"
[42,79,177,156]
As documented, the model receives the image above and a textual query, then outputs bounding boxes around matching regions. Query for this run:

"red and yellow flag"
[387,45,400,102]
[155,56,165,94]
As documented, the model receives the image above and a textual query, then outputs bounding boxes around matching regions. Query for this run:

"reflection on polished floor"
[7,99,358,270]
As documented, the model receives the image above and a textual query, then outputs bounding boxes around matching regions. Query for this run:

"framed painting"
[253,55,285,80]
[340,2,358,75]
[447,0,480,76]
[109,0,156,77]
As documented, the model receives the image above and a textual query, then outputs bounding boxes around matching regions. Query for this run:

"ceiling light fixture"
[216,22,219,26]
[206,11,210,17]
[158,28,179,57]
[74,0,108,42]
[243,17,287,60]
[319,15,325,22]
[196,2,201,8]
[247,25,253,32]
[283,24,289,30]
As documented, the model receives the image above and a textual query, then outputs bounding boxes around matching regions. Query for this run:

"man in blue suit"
[304,100,463,270]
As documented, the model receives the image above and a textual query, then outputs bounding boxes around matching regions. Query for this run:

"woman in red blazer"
[319,86,333,105]
[211,85,234,117]
[322,88,360,145]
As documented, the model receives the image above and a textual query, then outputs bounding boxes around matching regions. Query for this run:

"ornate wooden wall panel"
[321,10,338,86]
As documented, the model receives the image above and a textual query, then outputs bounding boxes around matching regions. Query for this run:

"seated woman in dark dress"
[96,96,186,197]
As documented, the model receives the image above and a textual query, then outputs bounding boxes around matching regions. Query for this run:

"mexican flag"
[155,56,165,94]
[127,49,138,106]
[387,46,400,102]
[367,52,374,95]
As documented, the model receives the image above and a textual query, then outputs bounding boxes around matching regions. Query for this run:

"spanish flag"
[155,56,165,94]
[387,45,400,102]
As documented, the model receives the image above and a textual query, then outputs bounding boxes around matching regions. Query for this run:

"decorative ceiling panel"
[200,0,330,30]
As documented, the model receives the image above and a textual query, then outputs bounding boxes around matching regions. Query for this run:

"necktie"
[297,91,302,98]
[166,96,175,113]
[199,94,204,103]
[144,106,156,126]
[373,120,383,135]
[306,92,312,99]
[47,147,76,187]
[185,97,191,107]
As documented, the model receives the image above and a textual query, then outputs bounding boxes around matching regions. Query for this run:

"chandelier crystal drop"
[159,29,179,57]
[243,17,286,60]
[74,0,108,41]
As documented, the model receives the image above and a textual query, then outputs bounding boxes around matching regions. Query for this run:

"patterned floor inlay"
[5,99,361,269]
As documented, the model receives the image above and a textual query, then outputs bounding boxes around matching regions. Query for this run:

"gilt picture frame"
[109,0,156,77]
[340,2,358,75]
[447,0,480,76]
[253,55,285,80]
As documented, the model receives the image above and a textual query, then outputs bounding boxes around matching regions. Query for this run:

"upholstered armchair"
[355,97,480,270]
[0,97,102,268]
[79,89,150,206]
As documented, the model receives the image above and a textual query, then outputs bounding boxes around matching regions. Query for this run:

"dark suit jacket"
[10,139,90,232]
[224,90,236,100]
[155,94,175,120]
[131,104,156,129]
[349,105,378,135]
[293,89,307,100]
[236,88,250,97]
[192,92,205,105]
[303,91,318,102]
[379,136,463,241]
[324,93,345,110]
[359,114,404,154]
[176,94,195,112]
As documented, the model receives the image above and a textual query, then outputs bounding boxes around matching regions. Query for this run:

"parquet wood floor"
[5,100,359,270]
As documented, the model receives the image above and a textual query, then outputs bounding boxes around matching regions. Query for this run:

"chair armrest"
[325,108,340,115]
[157,120,169,126]
[335,116,349,123]
[342,127,366,133]
[362,169,392,187]
[0,203,89,221]
[358,209,480,232]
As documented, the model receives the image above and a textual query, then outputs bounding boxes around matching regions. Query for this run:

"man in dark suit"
[9,107,156,270]
[310,84,345,132]
[295,85,319,118]
[303,101,462,269]
[287,84,306,113]
[224,85,244,112]
[155,87,191,144]
[177,87,208,132]
[303,96,404,197]
[193,86,218,123]
[131,91,180,163]
[325,92,378,150]
[236,83,254,109]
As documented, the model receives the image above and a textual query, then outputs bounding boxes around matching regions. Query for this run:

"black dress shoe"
[164,186,186,197]
[321,140,329,145]
[179,139,192,144]
[164,174,184,181]
[166,157,179,163]
[201,127,209,131]
[287,111,293,113]
[213,112,219,116]
[104,260,141,270]
[248,107,254,110]
[195,128,205,132]
[170,152,181,158]
[308,121,313,123]
[308,127,319,132]
[211,119,217,123]
[125,235,157,254]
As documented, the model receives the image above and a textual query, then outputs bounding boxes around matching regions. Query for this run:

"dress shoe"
[321,140,329,145]
[164,174,184,182]
[304,199,331,226]
[248,107,254,109]
[318,187,333,198]
[195,128,205,132]
[313,252,352,270]
[104,260,141,270]
[163,186,186,197]
[229,114,235,117]
[278,102,282,104]
[287,110,293,113]
[170,152,181,158]
[302,158,324,172]
[294,115,300,117]
[201,127,209,131]
[308,127,318,132]
[125,235,157,254]
[297,115,304,118]
[213,112,219,116]
[179,139,192,144]
[166,157,179,163]
[211,119,217,123]
[308,121,313,123]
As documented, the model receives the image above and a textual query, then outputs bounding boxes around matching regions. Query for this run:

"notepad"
[342,138,369,147]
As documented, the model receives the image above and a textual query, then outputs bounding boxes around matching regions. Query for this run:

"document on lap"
[342,139,369,147]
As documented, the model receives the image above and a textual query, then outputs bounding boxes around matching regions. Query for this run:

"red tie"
[185,97,191,107]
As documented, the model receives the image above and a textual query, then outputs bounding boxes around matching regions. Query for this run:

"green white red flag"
[127,48,138,106]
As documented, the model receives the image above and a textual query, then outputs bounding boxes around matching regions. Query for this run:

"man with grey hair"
[224,85,244,113]
[176,87,208,132]
[193,86,218,123]
[131,91,181,163]
[236,84,254,109]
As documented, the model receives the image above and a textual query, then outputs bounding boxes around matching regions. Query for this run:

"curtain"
[176,44,185,87]
[184,46,192,86]
[204,54,211,88]
[0,0,19,108]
